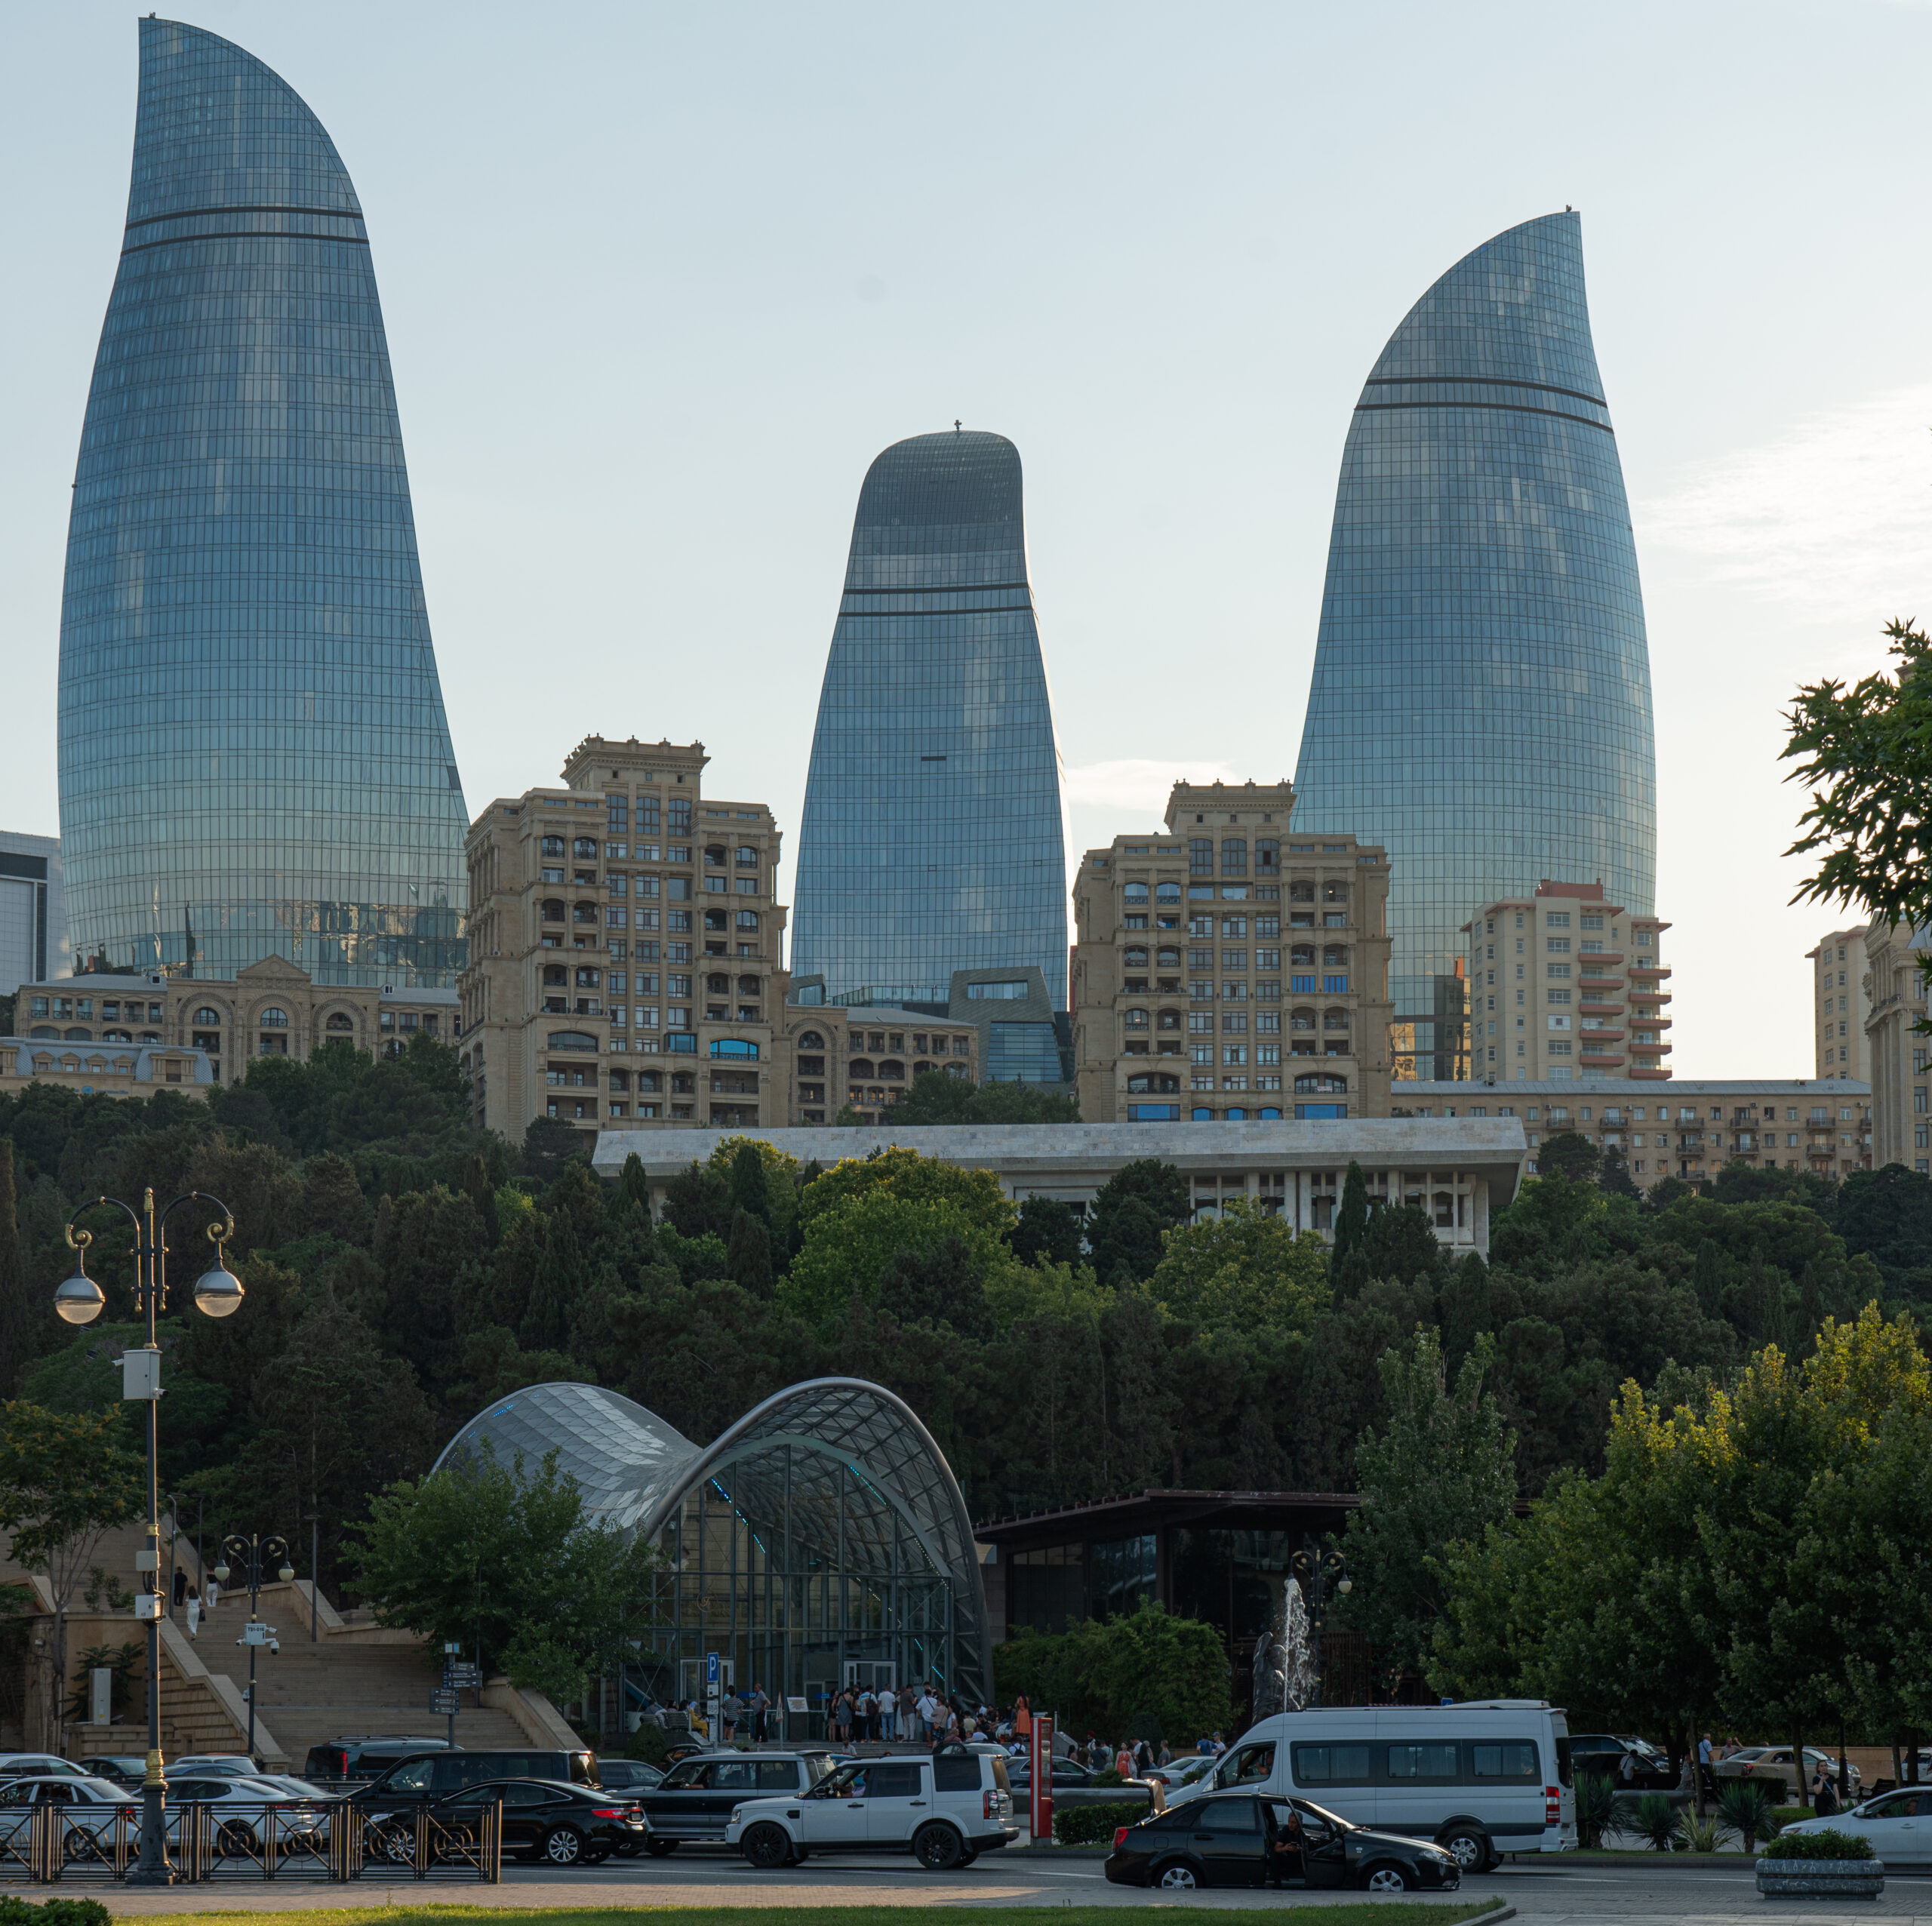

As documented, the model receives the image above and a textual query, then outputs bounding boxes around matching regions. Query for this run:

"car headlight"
[730,1807,742,1823]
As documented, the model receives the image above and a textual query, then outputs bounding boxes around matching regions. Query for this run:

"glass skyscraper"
[792,430,1069,1009]
[1291,211,1655,1079]
[57,18,467,986]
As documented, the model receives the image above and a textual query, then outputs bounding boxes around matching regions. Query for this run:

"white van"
[1166,1700,1576,1873]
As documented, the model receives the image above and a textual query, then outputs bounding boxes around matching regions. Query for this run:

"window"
[1548,938,1571,953]
[1546,912,1571,928]
[1124,881,1149,906]
[193,1008,221,1026]
[1189,838,1213,875]
[259,1007,288,1027]
[1388,1743,1459,1779]
[966,980,1029,1000]
[1221,839,1247,875]
[1472,1743,1540,1781]
[1291,1743,1370,1785]
[541,835,565,859]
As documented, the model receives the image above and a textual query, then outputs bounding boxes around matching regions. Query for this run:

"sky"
[4,0,1929,1079]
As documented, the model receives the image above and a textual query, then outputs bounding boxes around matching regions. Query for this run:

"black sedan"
[400,1780,648,1868]
[1104,1793,1460,1895]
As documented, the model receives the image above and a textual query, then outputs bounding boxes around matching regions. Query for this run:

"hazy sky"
[5,1,1928,1078]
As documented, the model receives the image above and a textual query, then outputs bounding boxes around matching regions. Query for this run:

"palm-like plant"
[1574,1770,1618,1849]
[1634,1792,1684,1851]
[1681,1812,1721,1854]
[1717,1778,1774,1854]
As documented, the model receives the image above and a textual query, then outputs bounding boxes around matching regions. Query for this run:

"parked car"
[0,1776,138,1859]
[376,1778,645,1868]
[1144,1757,1218,1793]
[1004,1758,1097,1792]
[1159,1703,1576,1872]
[593,1758,664,1793]
[1105,1792,1461,1894]
[1783,1787,1932,1863]
[303,1737,460,1783]
[349,1747,597,1811]
[637,1750,834,1854]
[82,1757,148,1789]
[1567,1734,1676,1789]
[724,1743,1017,1871]
[0,1755,85,1781]
[1715,1746,1860,1801]
[166,1775,331,1854]
[169,1755,263,1777]
[241,1774,338,1802]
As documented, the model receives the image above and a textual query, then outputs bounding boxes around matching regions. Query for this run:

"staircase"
[185,1590,536,1768]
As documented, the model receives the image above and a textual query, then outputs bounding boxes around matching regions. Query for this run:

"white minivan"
[1166,1700,1576,1873]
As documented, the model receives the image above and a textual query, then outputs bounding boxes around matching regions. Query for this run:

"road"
[91,1847,1932,1921]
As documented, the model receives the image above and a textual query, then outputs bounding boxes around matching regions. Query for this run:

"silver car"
[0,1774,139,1861]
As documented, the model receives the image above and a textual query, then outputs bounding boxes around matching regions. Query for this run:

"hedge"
[1053,1801,1146,1847]
[0,1900,113,1926]
[1759,1828,1876,1860]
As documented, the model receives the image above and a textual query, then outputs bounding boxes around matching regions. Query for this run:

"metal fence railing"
[0,1801,500,1884]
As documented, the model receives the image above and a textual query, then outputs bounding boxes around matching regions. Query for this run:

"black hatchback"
[1105,1793,1461,1895]
[401,1780,647,1868]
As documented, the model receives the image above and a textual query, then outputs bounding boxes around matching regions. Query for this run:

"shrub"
[1632,1791,1685,1852]
[0,1900,114,1926]
[624,1719,670,1768]
[1717,1779,1775,1851]
[1089,1766,1125,1788]
[1681,1813,1721,1854]
[1759,1828,1876,1860]
[1767,1804,1810,1834]
[1574,1771,1618,1849]
[1053,1801,1146,1847]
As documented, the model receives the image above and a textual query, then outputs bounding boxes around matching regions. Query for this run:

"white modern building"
[0,832,66,997]
[593,1118,1530,1259]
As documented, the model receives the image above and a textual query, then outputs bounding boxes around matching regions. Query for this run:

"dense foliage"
[3,1038,1930,1664]
[994,1599,1231,1743]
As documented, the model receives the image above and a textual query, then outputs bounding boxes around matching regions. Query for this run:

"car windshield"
[658,1761,711,1789]
[79,1781,134,1801]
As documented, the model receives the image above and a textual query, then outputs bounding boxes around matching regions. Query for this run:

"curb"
[1465,1906,1515,1926]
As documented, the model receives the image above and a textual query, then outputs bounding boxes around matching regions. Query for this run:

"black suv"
[305,1739,460,1783]
[637,1751,833,1853]
[350,1748,598,1835]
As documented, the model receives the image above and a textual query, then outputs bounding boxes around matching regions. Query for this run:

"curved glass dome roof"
[435,1377,991,1703]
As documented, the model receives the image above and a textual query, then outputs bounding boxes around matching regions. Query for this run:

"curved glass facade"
[792,431,1069,1008]
[57,18,467,986]
[437,1377,991,1716]
[1291,213,1655,1078]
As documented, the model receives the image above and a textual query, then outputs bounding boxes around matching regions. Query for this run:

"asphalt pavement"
[85,1846,1932,1921]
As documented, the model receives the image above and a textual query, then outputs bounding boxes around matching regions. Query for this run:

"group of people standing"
[826,1683,963,1746]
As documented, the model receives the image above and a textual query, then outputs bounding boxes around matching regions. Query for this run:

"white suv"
[726,1745,1017,1871]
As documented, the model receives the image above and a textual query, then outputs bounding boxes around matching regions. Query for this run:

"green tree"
[1783,620,1932,933]
[346,1441,659,1695]
[0,1402,143,1738]
[782,1188,1008,1330]
[0,1142,34,1395]
[993,1600,1229,1745]
[1085,1159,1189,1286]
[798,1146,1015,1240]
[888,1072,974,1125]
[1342,1328,1517,1687]
[1149,1200,1330,1334]
[521,1115,589,1185]
[875,1233,992,1340]
[1537,1131,1603,1182]
[1333,1161,1371,1269]
[726,1210,774,1297]
[1009,1195,1084,1269]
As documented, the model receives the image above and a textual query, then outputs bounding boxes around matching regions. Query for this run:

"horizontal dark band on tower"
[843,580,1032,595]
[125,204,365,231]
[1363,374,1607,407]
[837,605,1035,618]
[1353,399,1614,434]
[121,230,371,257]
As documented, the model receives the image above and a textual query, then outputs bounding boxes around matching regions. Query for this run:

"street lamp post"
[1289,1548,1352,1709]
[214,1533,291,1758]
[58,1187,245,1886]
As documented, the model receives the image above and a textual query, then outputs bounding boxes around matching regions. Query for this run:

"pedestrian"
[915,1684,938,1743]
[749,1683,769,1743]
[172,1564,189,1608]
[835,1690,853,1745]
[1698,1732,1714,1768]
[1617,1747,1637,1789]
[721,1688,743,1745]
[1811,1760,1838,1817]
[879,1686,897,1742]
[1115,1740,1135,1780]
[1158,1738,1173,1768]
[185,1591,201,1638]
[857,1684,875,1742]
[900,1683,918,1742]
[205,1576,220,1614]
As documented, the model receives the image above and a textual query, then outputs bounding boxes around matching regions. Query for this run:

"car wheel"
[1362,1862,1414,1894]
[644,1836,678,1857]
[742,1823,794,1870]
[374,1823,414,1865]
[543,1824,586,1865]
[216,1821,259,1857]
[63,1828,99,1863]
[913,1823,965,1871]
[1438,1826,1490,1873]
[1155,1860,1200,1889]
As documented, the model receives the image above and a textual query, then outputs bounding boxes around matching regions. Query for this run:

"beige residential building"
[1863,918,1932,1173]
[460,736,790,1139]
[1464,881,1671,1082]
[1808,928,1872,1082]
[10,955,454,1083]
[773,1001,977,1125]
[0,1037,214,1100]
[1402,1077,1871,1187]
[1072,780,1393,1123]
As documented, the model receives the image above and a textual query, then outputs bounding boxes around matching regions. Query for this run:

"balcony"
[1576,952,1625,966]
[1580,1052,1625,1068]
[1628,964,1672,980]
[1580,1026,1625,1041]
[1629,1066,1672,1079]
[1579,1001,1624,1017]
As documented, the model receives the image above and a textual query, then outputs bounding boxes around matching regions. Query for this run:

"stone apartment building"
[1401,1077,1872,1188]
[460,736,792,1137]
[1863,918,1932,1173]
[1072,780,1393,1123]
[1809,927,1872,1082]
[1464,881,1671,1081]
[9,955,454,1085]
